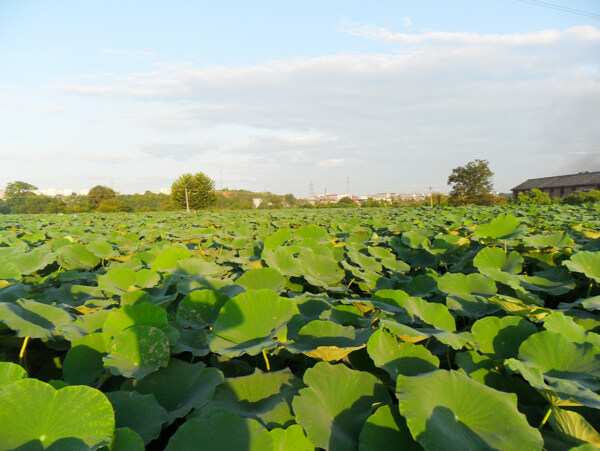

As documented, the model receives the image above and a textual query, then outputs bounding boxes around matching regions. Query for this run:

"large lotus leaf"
[564,251,600,283]
[549,406,600,448]
[397,370,543,450]
[101,427,144,451]
[262,247,304,278]
[367,328,439,378]
[292,361,391,451]
[166,410,273,451]
[372,290,456,331]
[263,228,292,250]
[172,327,210,356]
[236,267,287,292]
[56,243,101,270]
[102,302,170,344]
[0,378,114,450]
[122,358,223,422]
[176,289,230,328]
[0,298,73,338]
[437,273,498,318]
[380,319,471,350]
[347,248,383,273]
[151,246,191,271]
[522,232,574,249]
[519,268,576,295]
[544,312,588,344]
[190,368,302,428]
[0,362,27,389]
[518,331,600,385]
[287,320,371,361]
[10,249,56,275]
[359,404,422,451]
[294,224,330,243]
[401,229,431,249]
[98,267,137,296]
[134,269,161,288]
[106,391,168,445]
[269,424,314,451]
[103,325,170,379]
[474,213,525,240]
[471,315,537,359]
[473,246,523,274]
[177,275,244,298]
[0,258,21,279]
[208,289,299,357]
[63,332,106,385]
[85,241,119,260]
[298,252,344,287]
[60,309,110,341]
[489,294,551,321]
[175,258,224,278]
[368,246,410,272]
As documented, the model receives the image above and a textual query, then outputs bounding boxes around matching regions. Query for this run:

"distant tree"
[447,159,494,205]
[171,173,217,210]
[88,185,116,209]
[337,196,357,207]
[518,188,551,205]
[5,181,37,198]
[561,189,600,205]
[283,193,297,207]
[97,198,133,213]
[0,199,10,214]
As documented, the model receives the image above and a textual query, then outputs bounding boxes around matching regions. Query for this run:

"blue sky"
[1,0,599,196]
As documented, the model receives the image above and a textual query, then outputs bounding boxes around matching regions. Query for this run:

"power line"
[516,0,600,19]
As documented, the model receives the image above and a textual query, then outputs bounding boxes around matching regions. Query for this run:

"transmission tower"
[309,180,314,199]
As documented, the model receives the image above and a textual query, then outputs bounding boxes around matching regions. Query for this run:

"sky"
[0,0,599,197]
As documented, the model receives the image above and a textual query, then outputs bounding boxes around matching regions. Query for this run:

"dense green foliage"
[447,159,495,205]
[170,173,217,210]
[518,188,552,205]
[1,205,600,449]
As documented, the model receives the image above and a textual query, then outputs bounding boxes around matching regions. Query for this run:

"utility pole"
[185,188,190,213]
[220,170,223,191]
[429,186,433,208]
[346,176,350,194]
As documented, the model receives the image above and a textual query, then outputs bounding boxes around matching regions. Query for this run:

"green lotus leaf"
[522,232,574,249]
[348,248,383,273]
[190,368,302,429]
[358,404,422,451]
[59,309,110,342]
[106,390,168,445]
[474,213,525,240]
[269,424,314,451]
[63,332,106,385]
[519,268,576,295]
[101,427,144,451]
[0,362,27,389]
[367,246,410,272]
[166,411,273,450]
[176,289,230,328]
[292,361,391,450]
[236,267,287,292]
[380,319,471,350]
[0,258,21,280]
[0,378,114,450]
[177,275,244,298]
[263,228,292,250]
[471,315,537,359]
[0,298,73,338]
[489,294,551,321]
[294,224,330,243]
[10,249,56,275]
[397,370,543,450]
[437,273,498,318]
[208,289,299,357]
[85,241,119,260]
[98,267,137,296]
[367,328,439,378]
[287,320,371,361]
[401,229,431,249]
[298,252,344,288]
[103,325,170,379]
[406,274,437,297]
[122,358,223,422]
[102,302,170,344]
[564,251,600,283]
[151,246,191,271]
[549,406,600,448]
[373,290,456,331]
[262,248,304,278]
[580,296,600,311]
[544,312,587,344]
[135,269,160,288]
[56,243,101,270]
[176,258,225,277]
[474,246,523,274]
[172,327,210,356]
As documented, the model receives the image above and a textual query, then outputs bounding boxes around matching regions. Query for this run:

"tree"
[170,173,217,211]
[97,198,133,212]
[5,181,37,198]
[88,185,116,209]
[337,196,357,207]
[518,188,551,205]
[447,159,494,205]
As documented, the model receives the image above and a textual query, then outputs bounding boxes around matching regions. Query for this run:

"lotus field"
[1,205,600,450]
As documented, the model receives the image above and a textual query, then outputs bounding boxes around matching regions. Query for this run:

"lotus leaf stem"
[588,282,594,298]
[262,348,271,371]
[19,336,29,367]
[348,278,356,288]
[538,406,552,429]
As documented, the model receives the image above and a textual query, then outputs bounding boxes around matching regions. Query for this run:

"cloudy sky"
[1,1,599,197]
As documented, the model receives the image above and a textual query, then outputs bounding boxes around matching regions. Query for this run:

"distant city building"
[512,171,600,199]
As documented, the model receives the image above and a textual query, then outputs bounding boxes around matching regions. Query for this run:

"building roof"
[512,171,600,191]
